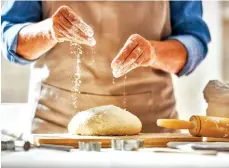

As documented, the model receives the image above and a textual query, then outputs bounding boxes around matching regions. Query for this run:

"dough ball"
[68,105,142,136]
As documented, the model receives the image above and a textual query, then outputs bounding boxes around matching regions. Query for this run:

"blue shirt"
[1,1,211,76]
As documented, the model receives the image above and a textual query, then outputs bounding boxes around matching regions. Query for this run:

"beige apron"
[32,1,178,133]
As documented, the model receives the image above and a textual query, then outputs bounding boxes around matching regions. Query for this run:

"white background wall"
[0,1,227,135]
[173,1,223,120]
[1,54,31,103]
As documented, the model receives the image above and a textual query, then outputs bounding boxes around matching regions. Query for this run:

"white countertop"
[2,148,229,168]
[1,104,229,168]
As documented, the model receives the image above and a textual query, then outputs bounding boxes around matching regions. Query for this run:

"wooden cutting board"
[34,133,202,148]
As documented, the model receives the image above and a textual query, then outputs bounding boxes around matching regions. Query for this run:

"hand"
[49,6,96,46]
[111,34,156,78]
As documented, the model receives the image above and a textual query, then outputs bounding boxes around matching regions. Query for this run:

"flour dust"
[70,42,82,110]
[123,74,127,110]
[70,41,127,112]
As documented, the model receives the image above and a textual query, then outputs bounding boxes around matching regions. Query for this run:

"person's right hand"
[49,6,96,46]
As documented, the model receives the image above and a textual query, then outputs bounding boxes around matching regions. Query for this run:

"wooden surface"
[206,137,229,142]
[34,133,202,148]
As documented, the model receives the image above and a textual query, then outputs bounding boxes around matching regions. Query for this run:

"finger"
[56,14,82,41]
[111,39,138,70]
[111,35,141,70]
[54,22,74,41]
[134,52,147,66]
[113,52,143,78]
[73,30,96,46]
[141,57,154,67]
[54,22,85,45]
[51,22,71,42]
[55,14,74,33]
[140,47,156,67]
[56,14,82,39]
[56,12,95,46]
[120,46,143,70]
[60,6,94,37]
[62,11,96,46]
[126,46,148,69]
[77,19,94,38]
[112,61,137,78]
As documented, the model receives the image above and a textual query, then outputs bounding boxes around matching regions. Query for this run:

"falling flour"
[123,74,127,110]
[70,42,83,110]
[69,41,128,112]
[91,49,96,66]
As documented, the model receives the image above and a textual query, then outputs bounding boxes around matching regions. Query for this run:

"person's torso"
[32,1,178,133]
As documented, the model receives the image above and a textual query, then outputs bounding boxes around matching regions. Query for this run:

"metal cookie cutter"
[111,139,144,151]
[111,139,122,150]
[78,142,101,152]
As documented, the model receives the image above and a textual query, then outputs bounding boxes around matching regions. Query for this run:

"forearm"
[150,40,187,74]
[16,18,57,61]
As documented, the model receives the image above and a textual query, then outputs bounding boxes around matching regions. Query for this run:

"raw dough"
[68,105,142,136]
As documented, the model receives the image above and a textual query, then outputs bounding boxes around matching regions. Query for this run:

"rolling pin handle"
[157,119,195,129]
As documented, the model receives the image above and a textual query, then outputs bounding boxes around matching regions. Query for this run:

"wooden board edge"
[205,137,229,142]
[36,137,202,148]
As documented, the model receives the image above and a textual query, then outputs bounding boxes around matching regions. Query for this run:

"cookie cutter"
[78,142,101,152]
[111,139,144,151]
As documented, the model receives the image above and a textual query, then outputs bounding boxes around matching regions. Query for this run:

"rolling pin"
[157,115,229,139]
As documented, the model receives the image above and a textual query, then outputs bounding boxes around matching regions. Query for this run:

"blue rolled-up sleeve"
[168,1,211,76]
[1,1,42,65]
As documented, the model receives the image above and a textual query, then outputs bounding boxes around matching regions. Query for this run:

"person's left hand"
[111,34,156,78]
